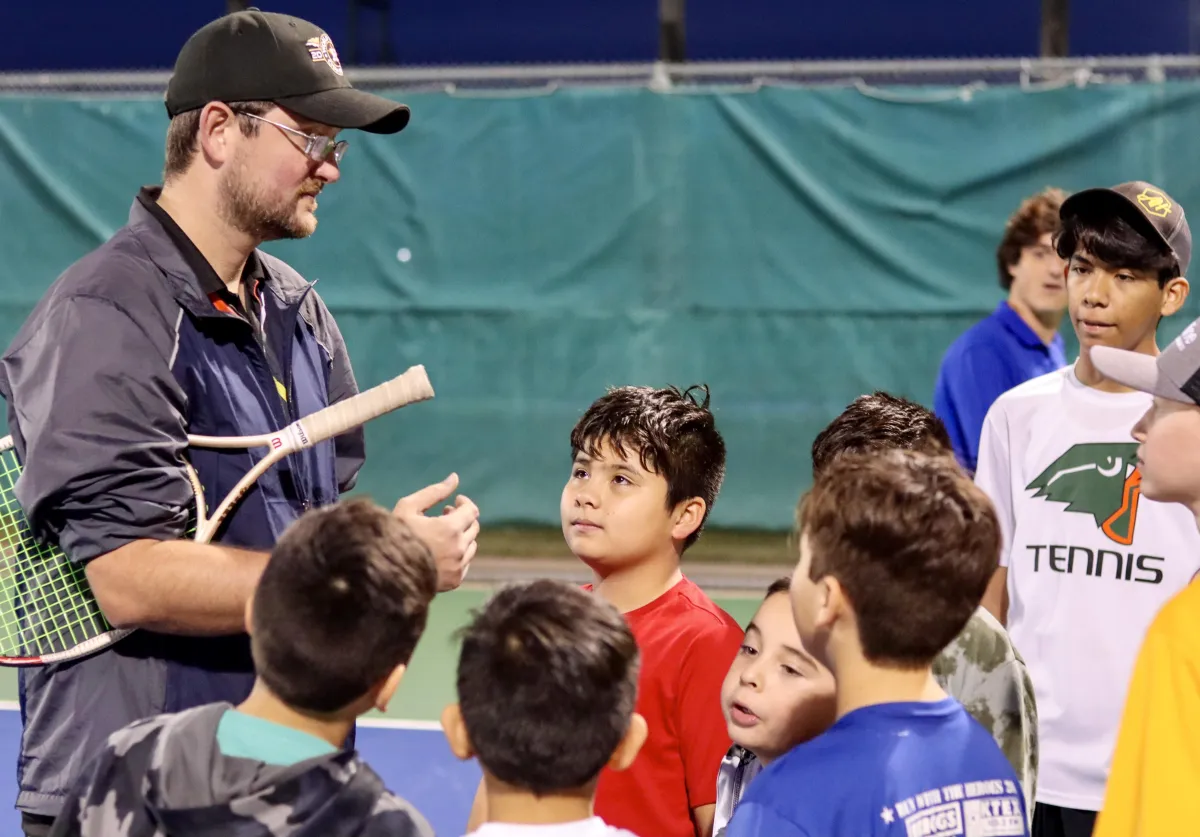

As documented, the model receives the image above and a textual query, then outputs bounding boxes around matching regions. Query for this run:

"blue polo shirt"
[933,301,1066,473]
[724,699,1028,837]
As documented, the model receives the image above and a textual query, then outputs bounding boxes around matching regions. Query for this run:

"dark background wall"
[6,0,1200,71]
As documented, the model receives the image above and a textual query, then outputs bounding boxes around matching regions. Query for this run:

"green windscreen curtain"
[1,81,1198,529]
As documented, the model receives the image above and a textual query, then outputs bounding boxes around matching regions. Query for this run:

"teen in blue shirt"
[935,188,1068,472]
[726,449,1029,837]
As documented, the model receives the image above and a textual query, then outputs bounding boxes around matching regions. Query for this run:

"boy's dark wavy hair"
[570,384,726,550]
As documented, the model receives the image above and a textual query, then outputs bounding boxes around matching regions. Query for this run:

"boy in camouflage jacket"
[49,500,436,837]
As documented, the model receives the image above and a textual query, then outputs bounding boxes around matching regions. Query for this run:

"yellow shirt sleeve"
[1095,581,1200,837]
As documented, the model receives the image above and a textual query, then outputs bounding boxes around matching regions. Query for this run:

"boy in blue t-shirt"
[726,449,1029,837]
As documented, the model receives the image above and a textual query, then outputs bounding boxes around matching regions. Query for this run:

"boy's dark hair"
[1056,200,1182,287]
[251,498,437,713]
[997,187,1067,290]
[811,391,953,478]
[570,384,726,549]
[797,449,999,668]
[766,576,791,597]
[456,580,640,795]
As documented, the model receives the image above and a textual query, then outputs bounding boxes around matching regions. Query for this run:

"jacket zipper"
[235,306,314,513]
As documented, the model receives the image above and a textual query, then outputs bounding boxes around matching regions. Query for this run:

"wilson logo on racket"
[1026,443,1141,545]
[270,437,283,451]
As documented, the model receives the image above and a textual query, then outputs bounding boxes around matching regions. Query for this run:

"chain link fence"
[4,55,1200,98]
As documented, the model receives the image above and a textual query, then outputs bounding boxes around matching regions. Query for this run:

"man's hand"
[393,474,480,592]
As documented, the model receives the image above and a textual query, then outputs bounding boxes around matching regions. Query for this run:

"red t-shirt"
[587,577,744,837]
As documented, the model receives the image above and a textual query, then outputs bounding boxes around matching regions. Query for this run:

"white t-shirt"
[714,745,764,836]
[464,818,640,837]
[975,364,1200,811]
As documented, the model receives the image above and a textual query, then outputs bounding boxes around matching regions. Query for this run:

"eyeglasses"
[233,111,348,164]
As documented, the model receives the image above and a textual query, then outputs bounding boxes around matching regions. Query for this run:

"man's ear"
[440,704,475,761]
[195,102,243,167]
[607,712,648,772]
[671,498,707,544]
[243,596,254,636]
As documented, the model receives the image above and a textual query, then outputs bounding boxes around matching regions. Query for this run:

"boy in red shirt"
[565,383,742,837]
[465,384,743,837]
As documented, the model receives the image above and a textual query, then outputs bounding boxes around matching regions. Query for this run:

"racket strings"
[0,448,200,659]
[0,448,110,656]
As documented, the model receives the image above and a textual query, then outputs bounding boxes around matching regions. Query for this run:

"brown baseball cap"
[1059,181,1191,277]
[165,9,410,134]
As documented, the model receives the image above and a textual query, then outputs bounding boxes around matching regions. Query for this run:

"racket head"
[0,437,199,666]
[0,436,130,664]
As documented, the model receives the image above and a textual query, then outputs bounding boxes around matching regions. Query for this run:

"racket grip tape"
[296,365,435,447]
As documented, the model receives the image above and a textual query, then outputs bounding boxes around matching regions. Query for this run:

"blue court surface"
[0,588,760,835]
[0,705,482,837]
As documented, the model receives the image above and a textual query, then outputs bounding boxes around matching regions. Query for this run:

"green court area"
[0,587,763,723]
[478,526,791,564]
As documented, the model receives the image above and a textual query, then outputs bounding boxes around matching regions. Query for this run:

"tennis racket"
[0,364,435,666]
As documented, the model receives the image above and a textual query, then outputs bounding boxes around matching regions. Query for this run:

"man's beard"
[218,157,320,242]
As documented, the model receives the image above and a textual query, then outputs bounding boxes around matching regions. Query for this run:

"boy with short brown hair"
[935,187,1069,473]
[726,450,1028,837]
[813,391,1038,811]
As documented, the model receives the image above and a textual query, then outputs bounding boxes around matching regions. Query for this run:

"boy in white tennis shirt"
[442,579,648,837]
[974,181,1200,837]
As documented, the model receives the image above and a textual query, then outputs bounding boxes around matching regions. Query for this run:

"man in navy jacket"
[0,11,480,835]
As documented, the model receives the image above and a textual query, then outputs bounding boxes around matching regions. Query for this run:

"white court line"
[0,699,441,731]
[359,717,443,731]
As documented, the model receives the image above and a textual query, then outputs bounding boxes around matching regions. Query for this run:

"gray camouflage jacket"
[933,605,1038,813]
[48,703,432,837]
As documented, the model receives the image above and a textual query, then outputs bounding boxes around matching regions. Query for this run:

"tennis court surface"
[0,585,763,836]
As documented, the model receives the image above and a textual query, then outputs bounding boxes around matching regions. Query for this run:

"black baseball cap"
[165,9,409,134]
[1059,181,1191,277]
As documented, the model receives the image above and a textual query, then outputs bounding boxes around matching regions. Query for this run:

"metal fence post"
[1042,0,1069,58]
[660,0,687,63]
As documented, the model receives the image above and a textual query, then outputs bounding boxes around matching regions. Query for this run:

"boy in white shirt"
[975,181,1200,837]
[441,579,648,837]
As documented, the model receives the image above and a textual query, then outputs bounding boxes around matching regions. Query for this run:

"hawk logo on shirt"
[1026,443,1141,545]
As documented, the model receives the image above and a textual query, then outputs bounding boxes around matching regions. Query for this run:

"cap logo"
[305,33,343,76]
[1137,187,1172,218]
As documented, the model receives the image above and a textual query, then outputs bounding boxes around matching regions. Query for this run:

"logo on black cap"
[305,34,343,76]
